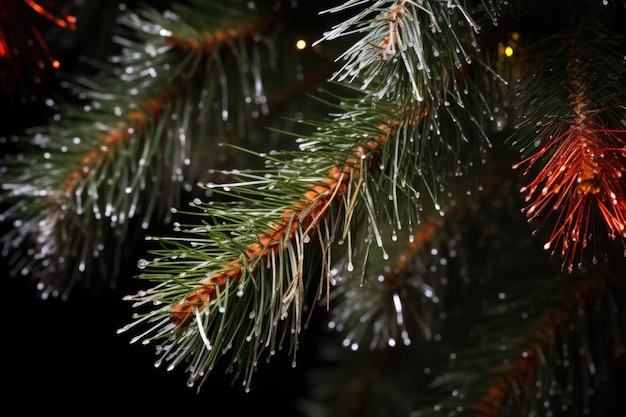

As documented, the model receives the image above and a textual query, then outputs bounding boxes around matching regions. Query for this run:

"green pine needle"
[0,0,288,298]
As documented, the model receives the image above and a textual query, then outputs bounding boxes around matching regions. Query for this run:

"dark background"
[5,265,320,414]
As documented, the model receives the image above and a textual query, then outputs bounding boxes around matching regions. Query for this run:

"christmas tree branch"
[317,0,482,103]
[326,185,473,351]
[120,0,503,390]
[122,100,403,390]
[312,146,519,354]
[168,117,398,328]
[420,271,624,416]
[0,0,288,298]
[299,166,625,415]
[327,213,445,351]
[510,0,626,273]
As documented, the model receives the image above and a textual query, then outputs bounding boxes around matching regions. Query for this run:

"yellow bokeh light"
[505,46,514,57]
[296,39,307,50]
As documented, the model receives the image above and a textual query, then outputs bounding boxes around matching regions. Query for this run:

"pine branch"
[326,168,504,351]
[326,217,440,351]
[318,0,482,103]
[509,0,626,274]
[316,0,500,162]
[120,0,503,391]
[0,0,291,298]
[416,270,625,417]
[297,155,626,416]
[122,99,400,391]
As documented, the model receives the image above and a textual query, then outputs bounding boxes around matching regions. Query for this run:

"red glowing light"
[22,0,76,29]
[516,121,626,272]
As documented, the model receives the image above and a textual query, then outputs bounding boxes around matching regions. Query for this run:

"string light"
[500,31,519,58]
[23,0,77,29]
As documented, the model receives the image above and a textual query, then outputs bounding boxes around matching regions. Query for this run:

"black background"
[5,265,319,414]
